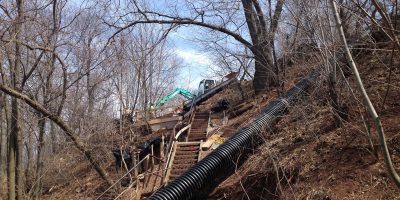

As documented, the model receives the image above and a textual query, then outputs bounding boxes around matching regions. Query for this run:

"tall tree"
[107,0,285,94]
[0,92,7,198]
[8,0,24,199]
[241,0,285,93]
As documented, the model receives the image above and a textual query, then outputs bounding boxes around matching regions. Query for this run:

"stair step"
[170,169,189,175]
[192,122,207,124]
[177,142,200,146]
[177,144,200,148]
[173,159,198,165]
[195,112,209,115]
[174,154,198,159]
[188,136,206,140]
[189,132,207,136]
[189,134,206,139]
[176,146,200,151]
[172,163,195,168]
[190,132,207,136]
[194,115,209,118]
[190,129,207,132]
[174,157,198,161]
[188,138,205,141]
[175,150,199,155]
[189,134,206,137]
[193,118,208,121]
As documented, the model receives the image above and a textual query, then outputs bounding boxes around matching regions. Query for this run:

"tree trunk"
[0,93,7,199]
[15,1,24,198]
[50,121,57,154]
[241,0,284,94]
[24,130,32,192]
[252,49,276,94]
[8,96,17,200]
[9,1,24,199]
[32,116,45,199]
[16,106,24,200]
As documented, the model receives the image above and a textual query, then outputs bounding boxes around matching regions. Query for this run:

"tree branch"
[0,83,113,186]
[108,18,253,50]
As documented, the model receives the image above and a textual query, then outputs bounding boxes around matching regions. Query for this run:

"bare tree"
[105,0,285,94]
[0,92,8,198]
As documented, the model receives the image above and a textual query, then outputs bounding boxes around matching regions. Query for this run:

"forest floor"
[42,44,400,199]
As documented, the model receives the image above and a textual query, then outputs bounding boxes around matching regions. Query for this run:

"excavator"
[197,79,217,96]
[152,79,219,110]
[152,88,194,109]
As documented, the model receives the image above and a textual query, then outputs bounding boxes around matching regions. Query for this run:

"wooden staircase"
[137,111,211,197]
[187,111,209,141]
[163,110,210,183]
[165,141,201,183]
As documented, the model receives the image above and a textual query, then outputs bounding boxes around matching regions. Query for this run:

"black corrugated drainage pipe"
[149,69,321,200]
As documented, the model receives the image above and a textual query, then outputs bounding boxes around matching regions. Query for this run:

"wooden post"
[161,134,165,161]
[133,152,138,177]
[198,141,203,161]
[151,144,154,166]
[133,152,139,199]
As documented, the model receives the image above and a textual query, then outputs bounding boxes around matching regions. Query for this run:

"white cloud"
[175,49,212,66]
[174,48,222,92]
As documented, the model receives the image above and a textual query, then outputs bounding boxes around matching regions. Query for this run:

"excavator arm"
[154,88,194,109]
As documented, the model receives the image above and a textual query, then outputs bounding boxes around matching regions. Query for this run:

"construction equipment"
[184,77,237,113]
[197,79,217,96]
[153,88,194,109]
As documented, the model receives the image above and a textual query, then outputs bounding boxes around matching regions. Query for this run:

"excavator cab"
[198,79,216,96]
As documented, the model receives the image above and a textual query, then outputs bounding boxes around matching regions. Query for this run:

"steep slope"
[207,49,400,199]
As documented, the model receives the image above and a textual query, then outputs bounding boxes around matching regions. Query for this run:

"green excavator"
[153,88,194,109]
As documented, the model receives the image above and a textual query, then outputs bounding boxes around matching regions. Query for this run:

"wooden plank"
[148,116,182,124]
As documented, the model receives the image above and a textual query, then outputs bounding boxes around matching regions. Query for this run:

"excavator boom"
[154,88,194,108]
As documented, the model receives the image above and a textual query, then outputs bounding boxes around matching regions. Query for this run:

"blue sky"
[169,27,215,91]
[68,0,220,91]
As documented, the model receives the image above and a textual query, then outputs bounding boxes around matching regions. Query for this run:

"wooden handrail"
[163,142,178,184]
[174,124,191,140]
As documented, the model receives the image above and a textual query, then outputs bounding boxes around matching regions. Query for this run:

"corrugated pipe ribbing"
[149,69,321,200]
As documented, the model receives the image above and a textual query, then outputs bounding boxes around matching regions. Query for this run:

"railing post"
[151,144,154,166]
[133,151,138,177]
[198,141,203,162]
[135,152,140,200]
[161,134,165,161]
